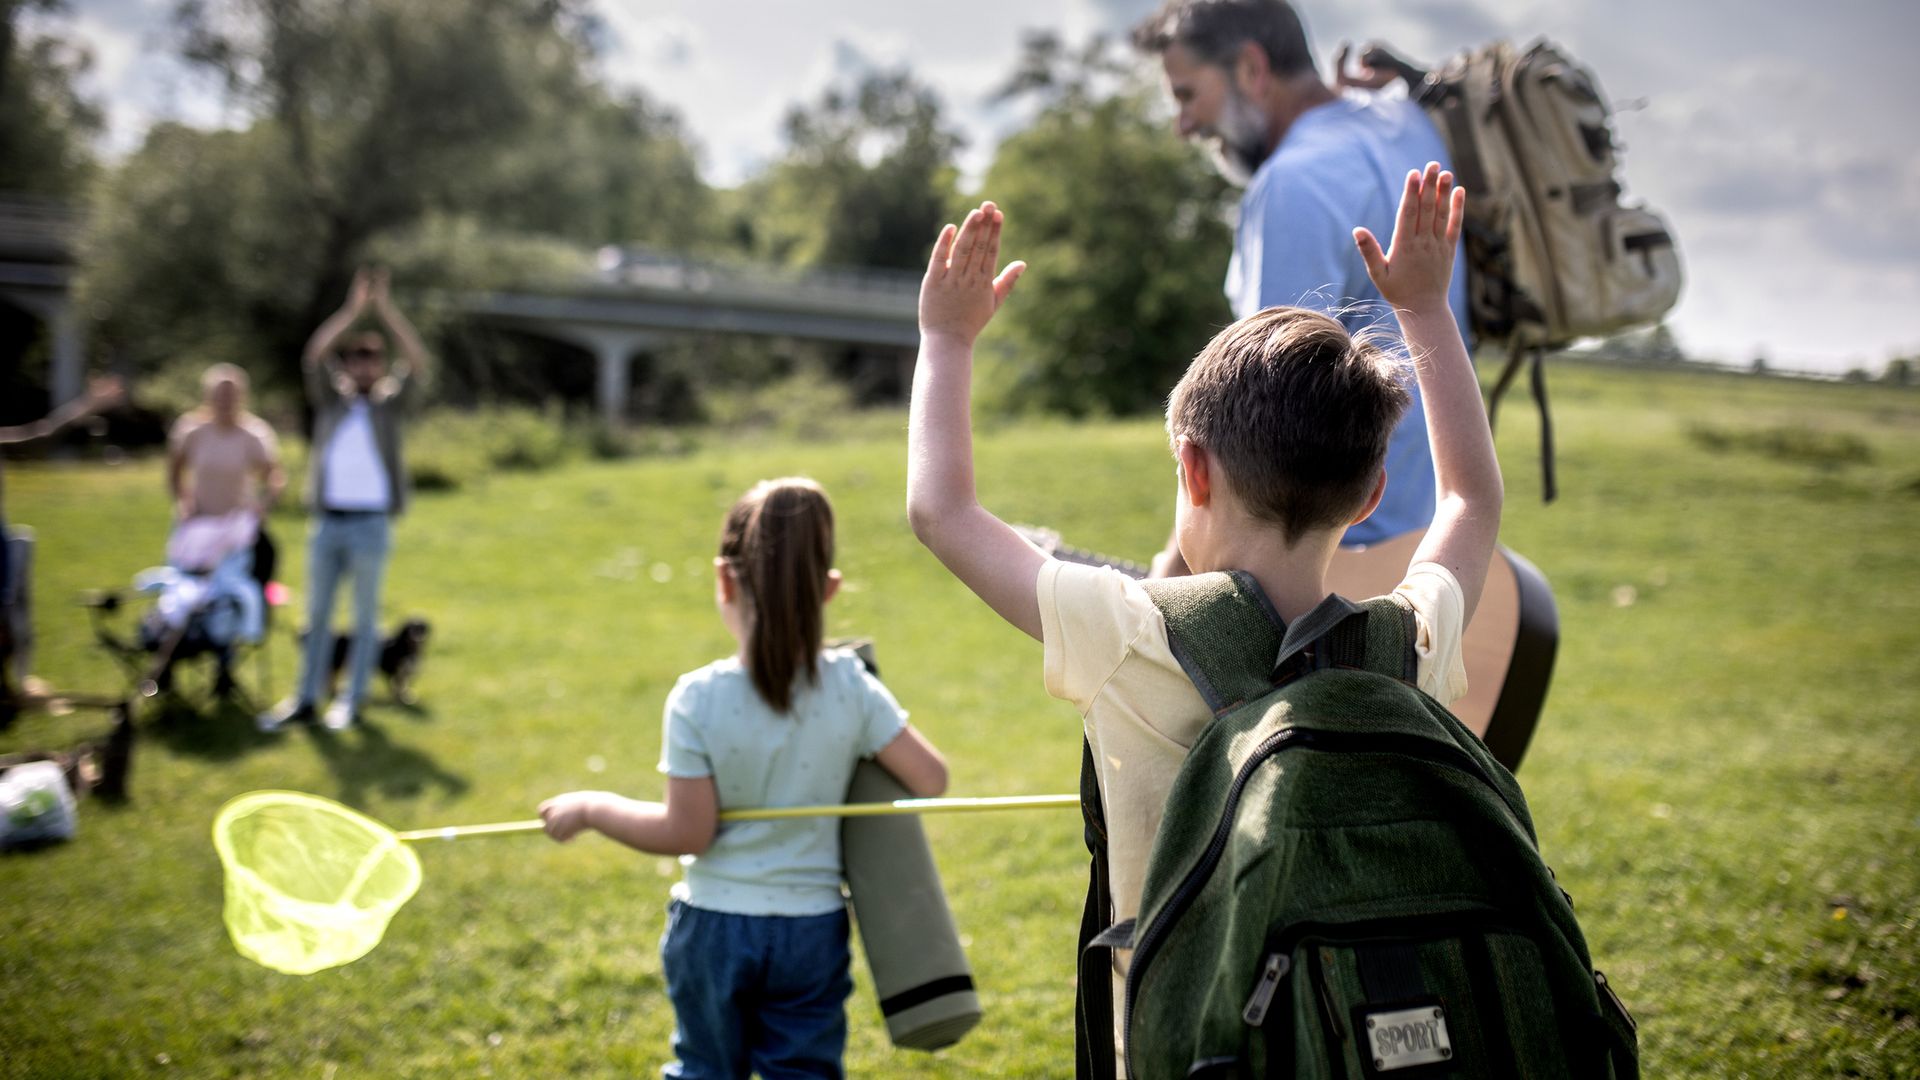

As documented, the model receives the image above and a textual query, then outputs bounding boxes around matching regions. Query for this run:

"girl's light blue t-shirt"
[658,647,908,916]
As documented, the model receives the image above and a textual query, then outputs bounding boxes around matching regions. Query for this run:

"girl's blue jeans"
[661,899,853,1080]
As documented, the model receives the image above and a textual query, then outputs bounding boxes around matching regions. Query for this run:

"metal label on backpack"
[1362,1003,1453,1072]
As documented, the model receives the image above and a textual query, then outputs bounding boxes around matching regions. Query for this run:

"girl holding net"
[538,477,949,1078]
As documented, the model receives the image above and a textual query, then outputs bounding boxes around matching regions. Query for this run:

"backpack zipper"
[1122,726,1312,1072]
[1122,725,1515,1075]
[1242,909,1534,1038]
[1241,952,1291,1025]
[1266,908,1532,964]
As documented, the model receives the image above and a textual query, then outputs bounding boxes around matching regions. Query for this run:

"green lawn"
[3,360,1917,1077]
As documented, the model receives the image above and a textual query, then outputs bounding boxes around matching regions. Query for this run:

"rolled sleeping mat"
[842,759,981,1051]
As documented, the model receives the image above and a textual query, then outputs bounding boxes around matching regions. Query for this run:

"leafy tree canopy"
[739,65,962,271]
[79,0,711,397]
[977,34,1235,416]
[0,0,100,196]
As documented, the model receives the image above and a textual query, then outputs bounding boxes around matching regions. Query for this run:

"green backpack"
[1087,571,1637,1079]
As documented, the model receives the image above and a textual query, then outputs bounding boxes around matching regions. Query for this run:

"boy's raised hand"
[1352,162,1465,313]
[919,201,1026,345]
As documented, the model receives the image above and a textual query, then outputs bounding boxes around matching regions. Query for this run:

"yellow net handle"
[391,794,1078,842]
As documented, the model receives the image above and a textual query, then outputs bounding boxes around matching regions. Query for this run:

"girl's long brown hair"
[719,477,835,713]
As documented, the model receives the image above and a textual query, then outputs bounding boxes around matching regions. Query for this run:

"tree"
[1643,323,1684,364]
[0,0,99,195]
[463,87,712,252]
[974,36,1235,416]
[738,68,962,271]
[0,2,101,421]
[80,122,314,381]
[80,0,711,398]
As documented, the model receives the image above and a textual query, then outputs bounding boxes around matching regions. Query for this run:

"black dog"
[303,618,431,706]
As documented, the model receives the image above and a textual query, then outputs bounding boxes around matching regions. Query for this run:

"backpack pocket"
[1245,913,1592,1080]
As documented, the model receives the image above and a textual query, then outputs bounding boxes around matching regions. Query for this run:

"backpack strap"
[1280,594,1420,686]
[1145,574,1423,707]
[1530,347,1558,503]
[1074,738,1118,1080]
[1140,571,1285,714]
[1488,341,1560,503]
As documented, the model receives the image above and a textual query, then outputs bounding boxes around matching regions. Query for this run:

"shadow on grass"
[140,693,280,762]
[137,687,467,808]
[302,715,469,805]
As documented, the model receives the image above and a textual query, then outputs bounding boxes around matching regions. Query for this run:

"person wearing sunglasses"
[260,268,428,733]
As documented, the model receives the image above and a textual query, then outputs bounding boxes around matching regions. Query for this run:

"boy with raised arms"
[906,164,1501,1060]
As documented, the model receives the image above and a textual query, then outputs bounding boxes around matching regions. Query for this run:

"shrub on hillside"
[1685,422,1873,468]
[404,406,573,491]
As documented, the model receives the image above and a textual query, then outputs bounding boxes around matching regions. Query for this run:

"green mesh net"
[212,791,423,975]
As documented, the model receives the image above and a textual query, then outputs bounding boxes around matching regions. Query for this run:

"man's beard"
[1205,87,1272,186]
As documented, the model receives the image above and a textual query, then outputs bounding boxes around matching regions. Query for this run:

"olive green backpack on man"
[1080,572,1637,1079]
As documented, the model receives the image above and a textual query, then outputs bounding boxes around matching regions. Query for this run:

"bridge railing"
[0,196,81,265]
[593,247,920,309]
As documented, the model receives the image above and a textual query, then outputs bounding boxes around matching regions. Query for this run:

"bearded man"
[1134,0,1470,562]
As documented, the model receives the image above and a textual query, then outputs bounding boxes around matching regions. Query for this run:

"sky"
[46,0,1920,373]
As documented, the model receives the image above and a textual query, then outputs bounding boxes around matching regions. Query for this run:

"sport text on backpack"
[1365,39,1683,502]
[1075,572,1638,1078]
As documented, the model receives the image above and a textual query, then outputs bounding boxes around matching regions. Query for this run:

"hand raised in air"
[1352,162,1465,314]
[918,201,1027,346]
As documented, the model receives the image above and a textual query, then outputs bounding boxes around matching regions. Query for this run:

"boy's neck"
[1200,528,1343,624]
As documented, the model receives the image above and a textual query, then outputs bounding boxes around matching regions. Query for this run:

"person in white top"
[906,168,1500,1071]
[260,268,429,733]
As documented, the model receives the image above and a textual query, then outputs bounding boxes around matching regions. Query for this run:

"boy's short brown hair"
[1167,306,1409,543]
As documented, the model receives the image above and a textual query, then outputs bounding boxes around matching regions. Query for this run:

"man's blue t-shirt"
[1225,95,1470,547]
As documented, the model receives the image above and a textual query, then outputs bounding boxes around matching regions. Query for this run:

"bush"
[404,405,575,492]
[585,422,697,462]
[703,364,858,442]
[1685,422,1874,468]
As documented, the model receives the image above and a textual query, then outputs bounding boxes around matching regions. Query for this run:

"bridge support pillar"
[49,299,83,408]
[551,328,669,430]
[594,338,631,430]
[2,287,85,408]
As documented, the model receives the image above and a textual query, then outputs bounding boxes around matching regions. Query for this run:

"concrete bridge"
[2,208,921,427]
[0,196,86,409]
[464,249,922,426]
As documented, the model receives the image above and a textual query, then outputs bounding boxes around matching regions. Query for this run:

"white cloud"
[590,0,1112,187]
[1608,57,1920,365]
[63,0,236,155]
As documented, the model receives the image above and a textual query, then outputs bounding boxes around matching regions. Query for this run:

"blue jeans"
[660,900,853,1080]
[296,511,390,709]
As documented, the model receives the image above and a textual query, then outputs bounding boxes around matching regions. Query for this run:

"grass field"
[3,360,1917,1077]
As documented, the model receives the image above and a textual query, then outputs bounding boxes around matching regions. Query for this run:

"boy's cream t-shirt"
[1037,558,1471,939]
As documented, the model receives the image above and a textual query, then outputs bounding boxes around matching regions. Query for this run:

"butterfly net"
[212,791,422,974]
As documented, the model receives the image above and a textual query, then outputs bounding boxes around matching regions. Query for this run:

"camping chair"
[89,523,284,708]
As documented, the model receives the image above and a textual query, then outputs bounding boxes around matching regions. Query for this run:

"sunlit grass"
[3,360,1917,1077]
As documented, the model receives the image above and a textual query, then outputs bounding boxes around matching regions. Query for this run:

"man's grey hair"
[1131,0,1317,79]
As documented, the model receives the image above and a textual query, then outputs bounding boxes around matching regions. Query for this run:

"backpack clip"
[1270,594,1369,684]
